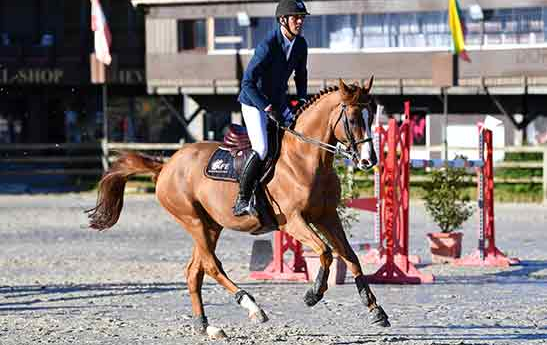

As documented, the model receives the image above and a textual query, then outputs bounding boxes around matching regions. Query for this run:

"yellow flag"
[448,0,471,62]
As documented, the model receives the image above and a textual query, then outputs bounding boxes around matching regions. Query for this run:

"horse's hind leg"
[197,229,269,324]
[283,212,333,307]
[313,211,390,327]
[178,212,268,326]
[186,246,208,334]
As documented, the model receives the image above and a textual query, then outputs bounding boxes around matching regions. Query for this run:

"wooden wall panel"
[146,47,547,89]
[145,18,177,54]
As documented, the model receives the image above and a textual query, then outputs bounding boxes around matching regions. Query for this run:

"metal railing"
[0,143,102,176]
[353,144,547,203]
[1,141,545,202]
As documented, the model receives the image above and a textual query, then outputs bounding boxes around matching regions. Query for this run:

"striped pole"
[478,128,485,260]
[374,105,383,246]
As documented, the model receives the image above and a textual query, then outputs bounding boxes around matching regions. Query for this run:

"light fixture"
[237,11,250,27]
[469,4,484,21]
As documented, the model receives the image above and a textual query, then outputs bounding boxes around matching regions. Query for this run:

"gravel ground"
[0,193,546,345]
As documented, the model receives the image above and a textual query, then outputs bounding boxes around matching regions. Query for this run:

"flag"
[91,0,112,65]
[448,0,471,62]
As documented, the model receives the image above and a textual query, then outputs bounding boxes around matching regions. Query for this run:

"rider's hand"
[264,104,281,124]
[289,98,306,112]
[296,98,307,109]
[267,109,282,123]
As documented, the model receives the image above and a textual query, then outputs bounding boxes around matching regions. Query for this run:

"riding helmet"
[275,0,310,17]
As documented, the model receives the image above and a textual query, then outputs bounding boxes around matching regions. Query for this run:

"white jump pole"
[373,104,383,246]
[478,128,485,261]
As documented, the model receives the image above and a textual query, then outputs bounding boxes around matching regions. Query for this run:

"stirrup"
[233,195,258,217]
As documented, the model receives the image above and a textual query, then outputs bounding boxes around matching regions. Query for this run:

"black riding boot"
[233,151,263,217]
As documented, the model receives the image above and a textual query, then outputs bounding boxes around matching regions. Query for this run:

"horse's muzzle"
[357,158,376,171]
[356,140,377,171]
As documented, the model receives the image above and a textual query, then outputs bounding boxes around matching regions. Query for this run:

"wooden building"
[132,0,547,140]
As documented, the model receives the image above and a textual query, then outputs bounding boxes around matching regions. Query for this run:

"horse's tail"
[86,151,164,231]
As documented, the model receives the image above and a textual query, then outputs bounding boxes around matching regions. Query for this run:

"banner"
[91,0,112,65]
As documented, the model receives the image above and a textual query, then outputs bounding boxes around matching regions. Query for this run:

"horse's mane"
[295,83,363,116]
[295,86,338,116]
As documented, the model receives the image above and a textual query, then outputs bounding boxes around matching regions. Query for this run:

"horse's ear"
[339,78,349,95]
[363,75,374,94]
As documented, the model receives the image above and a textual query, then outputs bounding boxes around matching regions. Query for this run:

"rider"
[234,0,310,217]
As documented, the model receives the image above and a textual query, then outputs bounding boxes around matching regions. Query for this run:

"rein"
[275,103,373,161]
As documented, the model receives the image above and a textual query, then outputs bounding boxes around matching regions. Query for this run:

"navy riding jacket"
[238,27,308,112]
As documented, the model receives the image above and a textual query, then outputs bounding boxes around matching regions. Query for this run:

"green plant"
[335,160,360,234]
[423,166,475,233]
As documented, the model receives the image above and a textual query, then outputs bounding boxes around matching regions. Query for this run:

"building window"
[251,17,276,47]
[513,7,543,43]
[178,19,206,51]
[301,14,360,49]
[213,7,547,52]
[362,14,390,48]
[325,14,360,50]
[249,14,359,50]
[302,15,325,48]
[363,11,451,49]
[363,13,401,48]
[474,7,545,45]
[215,18,249,49]
[544,7,547,42]
[420,11,450,47]
[398,13,425,47]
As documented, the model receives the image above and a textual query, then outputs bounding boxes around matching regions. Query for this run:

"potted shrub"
[423,166,474,263]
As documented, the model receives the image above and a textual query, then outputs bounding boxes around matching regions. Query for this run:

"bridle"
[275,101,377,170]
[332,103,374,164]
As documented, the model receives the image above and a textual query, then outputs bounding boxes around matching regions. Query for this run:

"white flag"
[483,115,503,132]
[91,0,112,65]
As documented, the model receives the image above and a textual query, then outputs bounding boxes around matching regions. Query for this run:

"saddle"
[205,122,282,235]
[205,123,280,184]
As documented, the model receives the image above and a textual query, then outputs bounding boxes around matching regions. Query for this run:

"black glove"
[289,98,307,112]
[266,109,282,124]
[296,98,307,109]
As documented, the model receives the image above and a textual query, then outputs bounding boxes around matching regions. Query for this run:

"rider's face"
[286,15,305,36]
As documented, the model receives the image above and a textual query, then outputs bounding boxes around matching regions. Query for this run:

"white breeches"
[241,103,268,160]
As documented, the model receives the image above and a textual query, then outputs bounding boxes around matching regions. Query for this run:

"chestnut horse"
[87,78,390,336]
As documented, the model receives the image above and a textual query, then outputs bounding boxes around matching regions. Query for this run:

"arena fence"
[0,138,545,203]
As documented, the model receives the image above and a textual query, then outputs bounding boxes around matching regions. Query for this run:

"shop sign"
[0,68,64,84]
[110,69,145,84]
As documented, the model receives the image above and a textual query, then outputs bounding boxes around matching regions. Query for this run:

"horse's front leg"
[283,212,333,306]
[312,211,390,327]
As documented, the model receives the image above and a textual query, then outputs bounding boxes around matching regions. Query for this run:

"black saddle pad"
[204,148,239,182]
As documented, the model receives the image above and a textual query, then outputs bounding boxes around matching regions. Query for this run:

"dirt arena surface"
[1,194,546,345]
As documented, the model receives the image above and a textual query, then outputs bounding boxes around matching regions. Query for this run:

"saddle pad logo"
[211,159,230,172]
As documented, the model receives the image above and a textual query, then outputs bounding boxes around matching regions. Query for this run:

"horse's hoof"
[206,326,228,339]
[249,309,269,323]
[303,288,323,307]
[192,315,208,335]
[369,306,390,327]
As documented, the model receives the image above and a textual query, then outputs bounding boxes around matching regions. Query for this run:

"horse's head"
[331,77,377,171]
